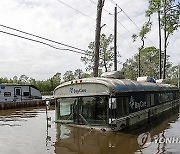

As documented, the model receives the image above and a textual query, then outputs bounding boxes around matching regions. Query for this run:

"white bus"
[53,76,179,131]
[0,84,42,102]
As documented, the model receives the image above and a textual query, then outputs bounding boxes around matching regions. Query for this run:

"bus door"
[109,97,117,124]
[14,87,22,102]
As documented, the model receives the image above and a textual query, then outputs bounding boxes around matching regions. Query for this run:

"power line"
[89,0,129,32]
[110,0,141,30]
[56,0,138,48]
[56,0,95,21]
[89,0,113,15]
[88,0,140,47]
[0,24,87,53]
[0,30,87,55]
[108,0,156,47]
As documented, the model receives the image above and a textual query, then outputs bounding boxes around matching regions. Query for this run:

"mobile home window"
[23,92,30,96]
[1,86,5,89]
[4,92,11,97]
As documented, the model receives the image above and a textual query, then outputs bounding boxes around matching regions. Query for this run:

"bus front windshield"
[56,96,108,125]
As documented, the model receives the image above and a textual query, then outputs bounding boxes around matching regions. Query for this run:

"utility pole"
[93,0,105,77]
[114,5,117,71]
[138,50,141,77]
[158,5,162,79]
[178,64,180,89]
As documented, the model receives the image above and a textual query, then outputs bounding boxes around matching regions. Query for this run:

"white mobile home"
[0,84,42,102]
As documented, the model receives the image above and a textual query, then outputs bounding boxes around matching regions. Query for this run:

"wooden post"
[93,0,105,77]
[114,5,117,71]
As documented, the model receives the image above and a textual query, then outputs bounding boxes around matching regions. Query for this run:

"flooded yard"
[0,106,180,154]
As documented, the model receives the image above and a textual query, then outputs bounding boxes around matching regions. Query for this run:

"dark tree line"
[0,69,91,93]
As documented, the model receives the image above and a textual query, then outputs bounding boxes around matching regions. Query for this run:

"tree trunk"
[163,0,167,79]
[158,7,162,79]
[103,49,108,72]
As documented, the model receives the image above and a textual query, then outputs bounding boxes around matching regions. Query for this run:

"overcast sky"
[0,0,179,80]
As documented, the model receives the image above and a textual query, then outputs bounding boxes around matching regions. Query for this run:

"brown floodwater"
[0,106,180,154]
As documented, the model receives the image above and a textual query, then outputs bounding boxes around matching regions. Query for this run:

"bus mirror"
[109,98,117,109]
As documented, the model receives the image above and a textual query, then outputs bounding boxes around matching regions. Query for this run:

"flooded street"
[0,106,180,154]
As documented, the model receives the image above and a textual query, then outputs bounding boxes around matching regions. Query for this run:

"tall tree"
[74,69,83,79]
[13,76,18,83]
[19,75,29,83]
[63,71,75,82]
[81,34,114,74]
[121,46,172,80]
[74,69,92,79]
[145,0,180,79]
[132,21,152,77]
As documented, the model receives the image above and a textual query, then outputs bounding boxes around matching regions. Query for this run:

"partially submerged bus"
[53,76,179,131]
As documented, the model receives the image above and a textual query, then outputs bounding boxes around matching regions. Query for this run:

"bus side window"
[123,98,129,115]
[116,98,123,118]
[146,94,151,107]
[177,91,179,99]
[151,94,155,106]
[116,97,129,118]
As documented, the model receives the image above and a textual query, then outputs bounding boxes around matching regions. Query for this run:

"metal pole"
[178,64,180,89]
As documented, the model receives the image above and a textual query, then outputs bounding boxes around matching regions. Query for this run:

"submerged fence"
[0,98,55,110]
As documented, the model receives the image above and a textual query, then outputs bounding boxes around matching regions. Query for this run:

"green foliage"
[81,33,115,72]
[74,69,84,79]
[146,0,161,17]
[132,20,152,49]
[121,46,173,80]
[74,69,91,79]
[63,71,75,82]
[63,69,92,82]
[0,70,92,93]
[163,64,179,86]
[146,0,180,37]
[139,21,152,40]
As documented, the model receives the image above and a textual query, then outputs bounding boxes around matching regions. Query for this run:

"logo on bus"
[69,87,87,94]
[129,96,147,110]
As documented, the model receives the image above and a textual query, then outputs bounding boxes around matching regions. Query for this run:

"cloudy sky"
[0,0,179,80]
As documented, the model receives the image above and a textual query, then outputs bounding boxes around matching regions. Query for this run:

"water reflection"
[0,106,179,154]
[0,108,41,127]
[0,106,56,154]
[136,109,180,154]
[54,108,180,154]
[54,124,140,154]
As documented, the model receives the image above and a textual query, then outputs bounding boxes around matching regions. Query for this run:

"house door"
[14,87,22,101]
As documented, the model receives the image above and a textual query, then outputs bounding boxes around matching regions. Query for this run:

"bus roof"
[54,77,178,98]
